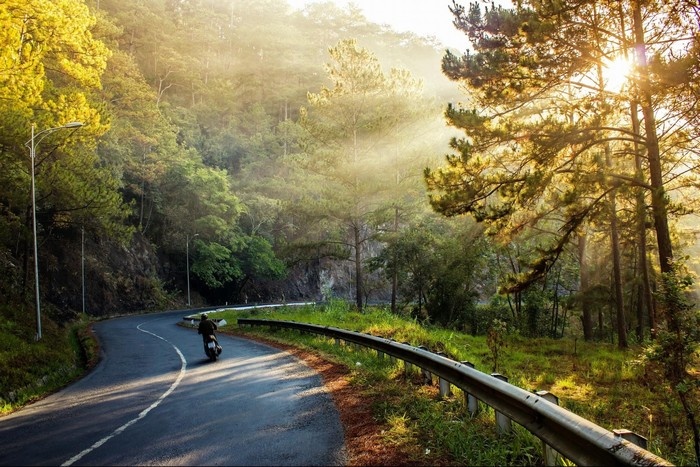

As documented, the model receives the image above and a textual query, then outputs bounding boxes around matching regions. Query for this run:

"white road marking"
[61,323,187,466]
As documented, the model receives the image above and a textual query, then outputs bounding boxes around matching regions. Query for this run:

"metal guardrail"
[237,318,672,466]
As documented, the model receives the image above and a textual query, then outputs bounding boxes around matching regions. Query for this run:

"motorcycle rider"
[198,313,222,355]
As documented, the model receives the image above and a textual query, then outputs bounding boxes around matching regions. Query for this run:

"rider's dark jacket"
[198,318,217,338]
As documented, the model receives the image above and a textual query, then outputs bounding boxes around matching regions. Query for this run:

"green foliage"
[0,305,95,415]
[371,215,491,328]
[469,295,513,337]
[190,233,285,293]
[487,319,508,373]
[323,296,352,321]
[191,241,242,289]
[641,262,700,464]
[427,1,698,350]
[371,224,437,314]
[0,0,129,244]
[296,37,437,309]
[237,234,286,281]
[423,225,489,328]
[2,0,464,312]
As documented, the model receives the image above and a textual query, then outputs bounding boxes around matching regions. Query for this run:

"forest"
[1,0,700,462]
[1,0,466,318]
[2,0,700,339]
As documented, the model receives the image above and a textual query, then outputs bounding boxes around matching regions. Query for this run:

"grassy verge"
[201,302,694,466]
[0,304,98,415]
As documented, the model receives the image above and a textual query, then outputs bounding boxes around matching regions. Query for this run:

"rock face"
[45,232,167,317]
[33,231,390,320]
[236,258,359,305]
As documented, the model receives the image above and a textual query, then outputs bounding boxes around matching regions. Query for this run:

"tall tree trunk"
[353,223,363,311]
[551,267,560,338]
[633,2,698,464]
[619,0,656,341]
[605,141,627,348]
[632,2,673,276]
[609,187,628,348]
[632,99,656,340]
[578,233,594,340]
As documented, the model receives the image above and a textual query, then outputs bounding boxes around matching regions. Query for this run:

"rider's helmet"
[201,313,208,320]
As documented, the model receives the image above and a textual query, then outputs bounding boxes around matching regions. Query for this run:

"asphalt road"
[0,309,346,466]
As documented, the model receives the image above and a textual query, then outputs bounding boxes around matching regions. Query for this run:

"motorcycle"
[203,334,222,361]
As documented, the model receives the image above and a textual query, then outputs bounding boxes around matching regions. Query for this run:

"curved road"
[0,310,346,466]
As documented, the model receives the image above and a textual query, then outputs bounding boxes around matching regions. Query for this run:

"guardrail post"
[436,352,452,397]
[389,339,397,364]
[402,342,414,377]
[374,336,385,360]
[535,390,561,466]
[491,373,512,435]
[418,346,433,385]
[613,429,648,450]
[460,361,480,417]
[438,376,451,396]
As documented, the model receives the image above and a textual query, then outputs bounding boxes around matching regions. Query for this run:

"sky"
[286,0,471,50]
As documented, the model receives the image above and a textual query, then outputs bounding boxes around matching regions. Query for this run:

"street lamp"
[186,233,199,307]
[81,225,86,315]
[25,121,84,340]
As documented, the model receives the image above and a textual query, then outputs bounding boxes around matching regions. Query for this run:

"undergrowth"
[0,304,97,415]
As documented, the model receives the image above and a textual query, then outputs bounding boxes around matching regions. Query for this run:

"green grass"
[0,305,97,415]
[206,302,696,466]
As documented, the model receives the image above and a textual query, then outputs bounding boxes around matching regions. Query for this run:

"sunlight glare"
[603,55,633,92]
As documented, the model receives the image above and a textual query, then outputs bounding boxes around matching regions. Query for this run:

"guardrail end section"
[613,429,648,450]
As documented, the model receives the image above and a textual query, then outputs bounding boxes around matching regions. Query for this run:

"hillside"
[1,0,461,317]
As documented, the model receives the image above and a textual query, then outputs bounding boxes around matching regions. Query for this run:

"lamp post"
[81,225,85,315]
[186,233,199,307]
[25,121,84,340]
